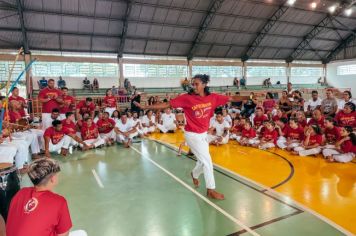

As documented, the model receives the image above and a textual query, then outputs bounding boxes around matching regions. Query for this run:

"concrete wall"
[327,60,356,94]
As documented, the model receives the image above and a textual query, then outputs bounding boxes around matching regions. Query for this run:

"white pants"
[3,138,29,169]
[143,126,156,134]
[42,113,53,130]
[230,133,239,140]
[49,135,71,153]
[104,107,116,117]
[69,230,88,236]
[185,131,215,189]
[12,130,42,154]
[207,134,229,144]
[294,146,321,156]
[277,137,300,149]
[116,133,138,143]
[322,149,355,163]
[259,142,275,150]
[99,130,116,141]
[0,144,17,164]
[235,136,259,145]
[80,137,105,148]
[157,123,176,133]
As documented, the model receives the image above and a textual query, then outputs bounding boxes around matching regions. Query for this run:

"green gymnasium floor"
[22,140,350,236]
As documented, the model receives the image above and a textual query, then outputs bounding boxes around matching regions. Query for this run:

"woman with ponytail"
[134,74,247,200]
[322,126,356,163]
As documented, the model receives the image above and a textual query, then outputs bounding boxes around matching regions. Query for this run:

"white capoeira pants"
[293,146,321,156]
[49,135,72,153]
[3,138,29,169]
[258,142,275,150]
[0,144,17,164]
[157,123,176,133]
[277,137,300,150]
[99,130,116,141]
[116,132,138,143]
[12,131,40,154]
[207,134,229,144]
[80,137,105,148]
[322,149,355,163]
[142,126,156,134]
[42,113,53,130]
[104,107,116,117]
[236,136,260,145]
[184,131,215,189]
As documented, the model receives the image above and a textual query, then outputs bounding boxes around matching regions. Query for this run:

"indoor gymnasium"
[0,0,355,235]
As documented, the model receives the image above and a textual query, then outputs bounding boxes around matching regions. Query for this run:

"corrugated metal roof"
[0,0,355,61]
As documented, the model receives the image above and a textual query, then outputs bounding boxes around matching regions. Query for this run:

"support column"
[188,60,192,79]
[286,63,291,84]
[242,61,247,81]
[118,57,124,88]
[323,63,327,85]
[24,53,32,99]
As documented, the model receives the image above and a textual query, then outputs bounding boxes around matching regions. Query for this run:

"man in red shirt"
[59,87,75,120]
[6,158,87,236]
[135,74,247,200]
[38,79,63,130]
[9,87,27,117]
[44,120,87,157]
[76,97,95,120]
[80,117,105,149]
[97,112,116,145]
[277,118,304,150]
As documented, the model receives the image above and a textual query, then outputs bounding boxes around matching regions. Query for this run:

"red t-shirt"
[60,95,75,114]
[341,140,356,153]
[96,118,115,134]
[324,126,341,144]
[253,115,268,128]
[8,110,22,123]
[81,124,98,140]
[306,134,322,146]
[38,88,62,113]
[242,128,256,138]
[307,117,325,128]
[285,125,304,141]
[76,100,95,115]
[272,114,287,122]
[104,96,117,108]
[9,95,26,117]
[262,128,278,144]
[335,111,356,127]
[263,99,276,113]
[230,124,241,134]
[61,119,76,135]
[44,127,68,144]
[6,187,72,236]
[170,93,229,133]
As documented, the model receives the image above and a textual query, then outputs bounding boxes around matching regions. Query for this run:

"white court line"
[150,139,354,236]
[91,169,104,188]
[130,145,260,236]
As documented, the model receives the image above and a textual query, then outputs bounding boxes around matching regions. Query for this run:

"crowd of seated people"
[1,78,355,175]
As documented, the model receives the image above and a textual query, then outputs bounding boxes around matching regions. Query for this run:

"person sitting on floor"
[141,110,156,135]
[80,117,105,149]
[157,107,177,133]
[97,112,116,146]
[322,126,355,163]
[292,125,322,157]
[277,118,304,151]
[114,113,137,148]
[254,120,278,150]
[236,120,257,146]
[207,111,230,146]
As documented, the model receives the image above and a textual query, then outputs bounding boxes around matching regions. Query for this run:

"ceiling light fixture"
[311,2,317,9]
[345,8,353,16]
[328,5,337,13]
[287,0,296,6]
